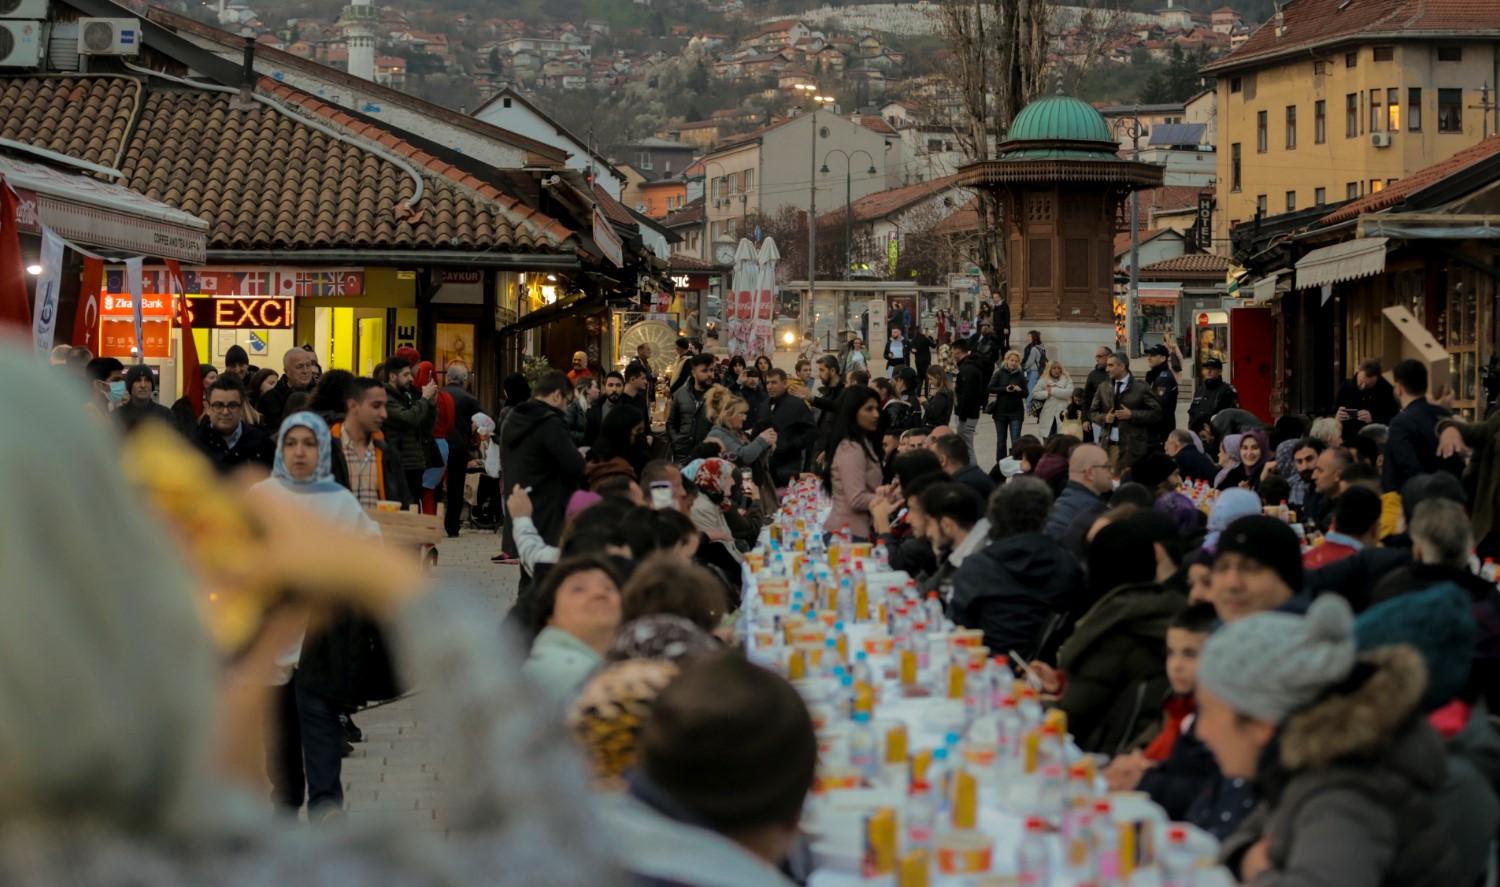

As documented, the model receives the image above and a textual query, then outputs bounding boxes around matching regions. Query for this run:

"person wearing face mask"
[84,356,126,419]
[115,364,178,434]
[523,554,624,709]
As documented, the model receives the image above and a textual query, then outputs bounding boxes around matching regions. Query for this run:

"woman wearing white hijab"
[0,344,617,884]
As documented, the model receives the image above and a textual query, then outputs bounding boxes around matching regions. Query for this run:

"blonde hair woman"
[1031,360,1075,438]
[705,396,778,511]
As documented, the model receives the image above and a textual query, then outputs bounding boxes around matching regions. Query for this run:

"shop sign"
[104,266,364,297]
[100,292,172,318]
[670,274,709,290]
[394,309,419,353]
[99,319,170,358]
[184,296,294,329]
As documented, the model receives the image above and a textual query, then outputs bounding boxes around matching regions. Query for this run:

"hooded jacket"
[501,399,587,549]
[1056,582,1184,753]
[1220,647,1463,887]
[382,382,435,472]
[949,531,1088,662]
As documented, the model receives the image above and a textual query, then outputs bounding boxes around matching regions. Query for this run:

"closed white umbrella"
[752,237,781,358]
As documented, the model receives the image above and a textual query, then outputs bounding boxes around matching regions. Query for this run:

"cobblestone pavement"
[340,529,517,832]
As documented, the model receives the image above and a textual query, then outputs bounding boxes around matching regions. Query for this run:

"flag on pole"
[29,225,63,356]
[0,176,30,333]
[125,257,144,361]
[166,259,202,417]
[73,256,103,353]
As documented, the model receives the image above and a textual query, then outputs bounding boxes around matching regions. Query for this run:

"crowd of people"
[15,303,1500,886]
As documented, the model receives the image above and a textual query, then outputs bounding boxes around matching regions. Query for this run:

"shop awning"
[1137,283,1181,307]
[1,154,208,263]
[1295,237,1389,290]
[496,291,604,336]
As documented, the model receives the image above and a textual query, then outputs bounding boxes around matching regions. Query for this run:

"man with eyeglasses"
[1045,443,1114,551]
[195,376,275,472]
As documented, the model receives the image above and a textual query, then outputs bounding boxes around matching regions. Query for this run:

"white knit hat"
[1198,594,1357,723]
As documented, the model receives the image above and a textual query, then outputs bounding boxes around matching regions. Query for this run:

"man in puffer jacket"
[381,356,437,501]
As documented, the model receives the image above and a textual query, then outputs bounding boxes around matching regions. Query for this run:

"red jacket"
[1302,539,1359,570]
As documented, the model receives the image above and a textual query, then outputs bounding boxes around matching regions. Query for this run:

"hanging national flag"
[29,225,64,356]
[125,257,144,360]
[73,256,103,352]
[0,176,30,333]
[166,259,202,418]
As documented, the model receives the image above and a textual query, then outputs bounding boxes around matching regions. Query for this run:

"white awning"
[0,154,208,263]
[1295,237,1389,290]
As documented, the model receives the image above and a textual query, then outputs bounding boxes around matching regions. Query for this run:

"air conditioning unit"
[1370,132,1392,148]
[0,20,42,67]
[0,0,48,20]
[77,17,140,55]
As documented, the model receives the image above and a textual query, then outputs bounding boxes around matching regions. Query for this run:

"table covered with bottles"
[742,479,1236,887]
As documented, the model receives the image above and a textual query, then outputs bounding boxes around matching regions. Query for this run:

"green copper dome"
[1005,94,1114,144]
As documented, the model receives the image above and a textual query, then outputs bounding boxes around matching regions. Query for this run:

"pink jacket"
[824,439,883,539]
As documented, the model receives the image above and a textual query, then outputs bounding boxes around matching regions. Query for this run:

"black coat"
[1383,397,1461,493]
[1335,376,1400,441]
[443,384,483,450]
[1082,364,1111,423]
[991,300,1011,346]
[987,365,1028,417]
[950,531,1088,662]
[195,419,275,473]
[953,357,988,421]
[765,393,817,487]
[257,375,308,434]
[923,389,953,427]
[1186,378,1238,433]
[500,399,586,548]
[1145,363,1179,444]
[910,332,933,368]
[1173,444,1219,484]
[951,463,995,503]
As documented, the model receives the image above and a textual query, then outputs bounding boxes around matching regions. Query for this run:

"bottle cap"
[1167,825,1187,842]
[853,711,869,723]
[932,747,948,761]
[1025,815,1045,832]
[1092,798,1112,814]
[856,650,869,661]
[944,731,960,745]
[841,674,854,687]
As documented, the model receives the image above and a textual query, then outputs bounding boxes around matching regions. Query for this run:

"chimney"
[1274,5,1285,36]
[236,28,257,110]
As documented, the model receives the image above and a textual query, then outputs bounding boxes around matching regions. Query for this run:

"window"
[1285,104,1297,149]
[1437,46,1462,62]
[1256,194,1267,215]
[1257,110,1268,152]
[1370,179,1384,193]
[1315,187,1327,206]
[1345,51,1357,67]
[1230,76,1242,93]
[1369,88,1383,132]
[1346,93,1358,137]
[1408,87,1422,131]
[1347,182,1360,199]
[1231,142,1242,191]
[1313,60,1326,75]
[1439,89,1463,132]
[1285,191,1296,211]
[1315,99,1326,143]
[1384,87,1399,130]
[1373,46,1394,61]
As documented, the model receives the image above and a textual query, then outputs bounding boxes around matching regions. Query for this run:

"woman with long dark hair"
[923,364,952,428]
[821,386,884,541]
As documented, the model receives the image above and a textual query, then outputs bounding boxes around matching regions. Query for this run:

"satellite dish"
[619,320,678,375]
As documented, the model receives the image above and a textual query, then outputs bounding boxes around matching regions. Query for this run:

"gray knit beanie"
[1198,594,1357,723]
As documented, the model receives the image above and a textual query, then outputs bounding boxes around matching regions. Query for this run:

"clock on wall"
[714,243,736,266]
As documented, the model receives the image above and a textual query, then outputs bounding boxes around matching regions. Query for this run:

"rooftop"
[1138,252,1232,275]
[1318,134,1500,225]
[1203,0,1500,74]
[824,173,964,225]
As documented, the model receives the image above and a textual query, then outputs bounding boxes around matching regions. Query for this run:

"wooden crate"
[368,508,445,547]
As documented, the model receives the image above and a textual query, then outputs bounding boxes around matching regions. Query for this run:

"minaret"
[339,0,376,81]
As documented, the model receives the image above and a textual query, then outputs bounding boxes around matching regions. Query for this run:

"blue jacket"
[1046,481,1104,541]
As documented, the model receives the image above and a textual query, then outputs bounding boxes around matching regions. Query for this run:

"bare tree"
[933,0,1049,298]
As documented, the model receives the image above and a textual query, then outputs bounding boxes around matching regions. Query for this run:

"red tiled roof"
[825,174,964,225]
[1318,134,1500,225]
[592,184,637,227]
[1205,0,1500,73]
[1138,253,1231,275]
[0,74,576,252]
[933,196,978,235]
[663,198,705,227]
[858,116,899,136]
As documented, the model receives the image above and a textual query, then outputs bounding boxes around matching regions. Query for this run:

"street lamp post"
[820,148,876,278]
[793,83,833,349]
[1113,110,1147,356]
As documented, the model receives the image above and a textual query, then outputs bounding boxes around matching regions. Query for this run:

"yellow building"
[1204,0,1500,252]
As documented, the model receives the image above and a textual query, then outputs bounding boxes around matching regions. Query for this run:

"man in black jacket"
[1165,429,1218,484]
[501,371,587,555]
[951,339,988,458]
[1383,358,1462,492]
[910,327,933,394]
[970,321,1000,375]
[259,347,318,433]
[441,363,483,537]
[933,432,994,503]
[196,376,275,472]
[1144,344,1179,450]
[1081,345,1113,443]
[810,354,845,451]
[1335,359,1400,441]
[667,353,715,464]
[764,368,817,487]
[1185,358,1238,434]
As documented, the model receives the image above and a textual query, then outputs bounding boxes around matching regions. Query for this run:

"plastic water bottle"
[923,591,945,628]
[840,673,857,719]
[1161,825,1197,887]
[1090,799,1122,885]
[928,746,952,813]
[963,660,989,723]
[822,638,840,679]
[1017,815,1051,885]
[848,712,878,780]
[871,540,890,569]
[852,650,875,687]
[837,577,856,622]
[905,780,937,850]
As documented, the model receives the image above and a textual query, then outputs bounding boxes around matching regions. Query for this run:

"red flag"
[72,256,103,352]
[166,259,202,418]
[0,177,30,332]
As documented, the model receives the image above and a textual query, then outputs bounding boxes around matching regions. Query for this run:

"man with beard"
[810,355,845,450]
[1144,344,1179,450]
[114,364,176,433]
[763,368,817,488]
[586,371,627,446]
[1291,437,1327,521]
[1081,345,1113,443]
[667,354,716,464]
[1335,359,1400,441]
[739,368,769,428]
[260,347,318,433]
[222,344,251,382]
[381,355,438,500]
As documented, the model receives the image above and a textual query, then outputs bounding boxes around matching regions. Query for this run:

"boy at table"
[1103,603,1257,839]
